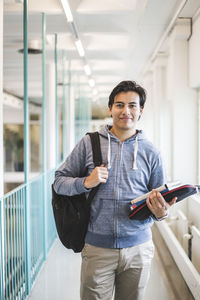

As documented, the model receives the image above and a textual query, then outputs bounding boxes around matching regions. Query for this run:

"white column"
[140,70,154,143]
[152,55,168,148]
[46,63,56,170]
[167,19,198,183]
[189,14,200,185]
[152,55,173,180]
[0,0,3,196]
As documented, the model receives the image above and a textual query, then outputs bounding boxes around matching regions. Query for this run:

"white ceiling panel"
[90,59,125,71]
[95,75,122,84]
[82,33,130,50]
[77,0,137,13]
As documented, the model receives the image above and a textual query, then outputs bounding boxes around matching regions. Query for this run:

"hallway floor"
[28,225,194,300]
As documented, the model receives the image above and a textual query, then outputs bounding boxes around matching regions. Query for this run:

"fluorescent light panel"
[75,39,85,57]
[84,64,91,76]
[60,0,73,22]
[89,78,95,88]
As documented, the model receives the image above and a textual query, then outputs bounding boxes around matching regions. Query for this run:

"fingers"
[84,165,109,188]
[148,190,166,208]
[147,190,177,219]
[96,166,108,183]
[147,190,168,218]
[168,197,177,206]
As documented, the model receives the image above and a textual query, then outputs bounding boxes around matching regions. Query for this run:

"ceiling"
[3,0,200,119]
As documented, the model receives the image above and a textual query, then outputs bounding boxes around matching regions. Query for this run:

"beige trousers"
[80,240,154,300]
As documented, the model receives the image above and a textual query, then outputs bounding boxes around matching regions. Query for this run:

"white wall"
[189,13,200,88]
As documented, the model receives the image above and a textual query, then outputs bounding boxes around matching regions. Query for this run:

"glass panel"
[28,13,42,174]
[3,4,24,193]
[75,95,91,144]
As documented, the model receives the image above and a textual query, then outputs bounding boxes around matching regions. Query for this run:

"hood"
[98,125,146,141]
[98,125,146,170]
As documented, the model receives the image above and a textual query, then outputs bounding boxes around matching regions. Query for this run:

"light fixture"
[75,39,85,57]
[84,64,91,76]
[60,0,73,22]
[89,79,95,88]
[18,39,42,54]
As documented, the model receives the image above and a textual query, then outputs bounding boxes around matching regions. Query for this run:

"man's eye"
[116,104,124,108]
[129,104,137,109]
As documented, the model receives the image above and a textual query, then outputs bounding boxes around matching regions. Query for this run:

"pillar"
[152,54,172,180]
[152,55,168,147]
[140,71,154,143]
[167,19,198,183]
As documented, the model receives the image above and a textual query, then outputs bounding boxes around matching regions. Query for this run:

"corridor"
[28,226,194,300]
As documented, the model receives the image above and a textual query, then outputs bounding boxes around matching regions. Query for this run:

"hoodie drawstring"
[133,136,138,170]
[107,133,111,169]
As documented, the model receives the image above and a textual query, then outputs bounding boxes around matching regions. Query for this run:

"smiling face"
[109,91,143,137]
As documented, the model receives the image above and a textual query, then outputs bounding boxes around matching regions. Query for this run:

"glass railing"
[0,169,57,299]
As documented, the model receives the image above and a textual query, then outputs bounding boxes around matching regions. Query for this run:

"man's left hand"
[146,190,177,219]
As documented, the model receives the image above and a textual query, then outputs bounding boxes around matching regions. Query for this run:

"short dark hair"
[108,80,147,108]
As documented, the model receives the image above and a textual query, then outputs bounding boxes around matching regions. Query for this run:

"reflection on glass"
[4,124,24,172]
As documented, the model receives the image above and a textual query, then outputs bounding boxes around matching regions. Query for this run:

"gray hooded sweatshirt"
[54,125,165,249]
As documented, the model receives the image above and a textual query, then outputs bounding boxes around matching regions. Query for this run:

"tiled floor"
[28,225,194,300]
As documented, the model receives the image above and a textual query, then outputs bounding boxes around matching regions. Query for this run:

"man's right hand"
[84,164,109,189]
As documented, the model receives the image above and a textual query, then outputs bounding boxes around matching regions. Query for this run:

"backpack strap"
[87,132,102,167]
[86,132,102,205]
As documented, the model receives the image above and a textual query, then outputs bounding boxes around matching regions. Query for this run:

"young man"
[54,81,176,300]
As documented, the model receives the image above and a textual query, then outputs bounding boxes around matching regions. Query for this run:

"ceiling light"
[84,64,91,76]
[60,0,73,22]
[89,79,95,88]
[18,39,42,54]
[75,39,85,57]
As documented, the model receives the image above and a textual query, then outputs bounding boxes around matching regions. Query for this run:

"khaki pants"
[80,240,154,300]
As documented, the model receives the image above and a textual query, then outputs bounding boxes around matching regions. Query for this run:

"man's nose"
[122,105,130,114]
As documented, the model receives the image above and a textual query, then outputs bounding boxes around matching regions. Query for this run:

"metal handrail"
[0,169,57,300]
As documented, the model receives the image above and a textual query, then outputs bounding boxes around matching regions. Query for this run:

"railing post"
[23,0,31,294]
[42,12,47,259]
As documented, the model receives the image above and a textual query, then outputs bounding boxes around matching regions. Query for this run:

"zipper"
[114,141,123,248]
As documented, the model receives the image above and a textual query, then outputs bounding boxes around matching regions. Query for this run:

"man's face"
[109,91,143,131]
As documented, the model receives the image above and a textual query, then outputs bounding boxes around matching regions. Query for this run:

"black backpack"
[52,132,102,253]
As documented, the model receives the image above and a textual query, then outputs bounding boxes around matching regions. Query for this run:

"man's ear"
[109,105,112,117]
[138,107,143,120]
